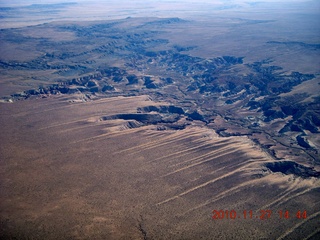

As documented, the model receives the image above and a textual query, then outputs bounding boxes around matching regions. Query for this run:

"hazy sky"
[0,0,315,6]
[0,0,318,29]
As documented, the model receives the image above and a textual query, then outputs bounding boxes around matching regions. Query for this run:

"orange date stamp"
[212,210,307,220]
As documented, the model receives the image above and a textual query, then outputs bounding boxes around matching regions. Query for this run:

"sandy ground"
[1,94,319,239]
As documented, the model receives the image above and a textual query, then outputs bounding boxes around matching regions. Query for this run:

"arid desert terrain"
[0,1,319,239]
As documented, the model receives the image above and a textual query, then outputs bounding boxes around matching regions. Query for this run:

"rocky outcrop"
[137,105,184,115]
[186,110,205,122]
[100,113,163,124]
[265,161,320,179]
[296,134,311,149]
[1,18,318,161]
[102,85,115,92]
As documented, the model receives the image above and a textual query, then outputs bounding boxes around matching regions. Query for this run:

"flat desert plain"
[0,94,319,239]
[0,1,320,239]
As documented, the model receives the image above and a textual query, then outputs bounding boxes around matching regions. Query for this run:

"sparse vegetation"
[1,2,319,239]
